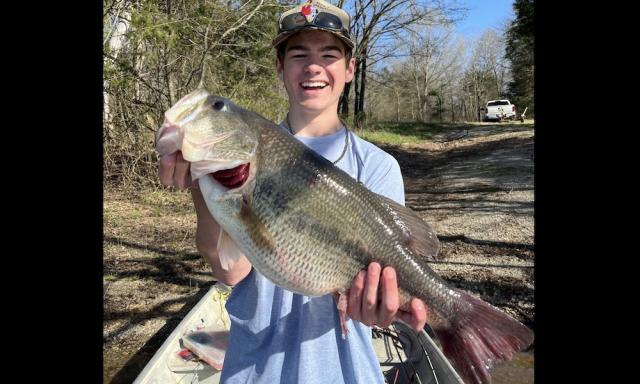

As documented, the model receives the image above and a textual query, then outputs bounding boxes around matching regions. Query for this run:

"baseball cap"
[272,0,354,51]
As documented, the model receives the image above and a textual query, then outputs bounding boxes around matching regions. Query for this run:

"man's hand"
[347,262,428,332]
[159,151,197,189]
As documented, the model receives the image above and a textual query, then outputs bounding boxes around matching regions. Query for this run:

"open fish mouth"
[209,163,251,190]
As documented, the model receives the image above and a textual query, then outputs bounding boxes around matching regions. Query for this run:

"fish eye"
[213,100,225,111]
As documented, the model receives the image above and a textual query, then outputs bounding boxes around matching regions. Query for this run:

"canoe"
[133,284,231,384]
[133,284,464,384]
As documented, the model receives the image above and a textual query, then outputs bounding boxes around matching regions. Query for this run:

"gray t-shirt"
[220,125,405,383]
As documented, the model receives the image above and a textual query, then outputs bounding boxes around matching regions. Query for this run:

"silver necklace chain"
[285,115,349,165]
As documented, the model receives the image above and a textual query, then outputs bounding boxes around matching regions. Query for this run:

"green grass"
[359,130,424,145]
[104,274,118,282]
[356,120,535,146]
[356,122,458,145]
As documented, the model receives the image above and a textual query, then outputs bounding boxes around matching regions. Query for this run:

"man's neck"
[287,107,343,137]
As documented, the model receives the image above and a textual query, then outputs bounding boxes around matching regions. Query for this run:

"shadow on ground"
[103,236,213,341]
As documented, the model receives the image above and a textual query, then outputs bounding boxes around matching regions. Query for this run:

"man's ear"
[275,57,283,81]
[345,57,356,83]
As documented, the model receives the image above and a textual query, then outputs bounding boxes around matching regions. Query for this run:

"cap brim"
[272,27,354,50]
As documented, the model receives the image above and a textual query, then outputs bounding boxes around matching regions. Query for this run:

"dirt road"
[381,123,534,324]
[103,122,534,383]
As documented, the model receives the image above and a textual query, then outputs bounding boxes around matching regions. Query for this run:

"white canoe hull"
[133,284,231,384]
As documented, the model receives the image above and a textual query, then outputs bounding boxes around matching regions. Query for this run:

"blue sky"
[455,0,515,39]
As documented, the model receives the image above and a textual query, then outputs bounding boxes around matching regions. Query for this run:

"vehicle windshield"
[487,101,510,106]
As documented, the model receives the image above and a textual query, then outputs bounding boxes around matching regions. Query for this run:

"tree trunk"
[473,73,481,122]
[357,53,367,129]
[414,81,422,121]
[494,68,501,97]
[163,44,176,106]
[450,94,455,122]
[104,9,130,132]
[395,89,400,122]
[411,98,416,121]
[104,81,111,131]
[353,56,361,126]
[340,82,351,116]
[470,94,475,121]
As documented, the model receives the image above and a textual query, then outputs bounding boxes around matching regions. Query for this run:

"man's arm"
[191,187,252,286]
[160,151,252,286]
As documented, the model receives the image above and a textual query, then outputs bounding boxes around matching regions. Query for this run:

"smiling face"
[276,30,355,115]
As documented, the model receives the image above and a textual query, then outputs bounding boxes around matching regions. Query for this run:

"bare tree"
[474,29,509,98]
[358,22,514,124]
[338,0,463,128]
[405,25,464,121]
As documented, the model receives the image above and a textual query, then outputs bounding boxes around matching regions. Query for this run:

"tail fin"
[433,290,534,384]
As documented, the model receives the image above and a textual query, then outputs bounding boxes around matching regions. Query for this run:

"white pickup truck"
[482,100,517,121]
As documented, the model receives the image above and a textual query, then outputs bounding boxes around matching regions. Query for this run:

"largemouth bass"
[155,89,534,384]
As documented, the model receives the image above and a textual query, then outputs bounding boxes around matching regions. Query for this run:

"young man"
[159,1,428,382]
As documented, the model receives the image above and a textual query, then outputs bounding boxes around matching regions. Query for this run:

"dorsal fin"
[375,194,442,261]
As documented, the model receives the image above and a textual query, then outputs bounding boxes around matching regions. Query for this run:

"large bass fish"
[155,89,534,384]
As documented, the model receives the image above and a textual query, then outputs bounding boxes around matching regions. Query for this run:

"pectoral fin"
[217,230,244,271]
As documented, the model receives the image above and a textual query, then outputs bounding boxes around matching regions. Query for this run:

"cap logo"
[300,0,318,23]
